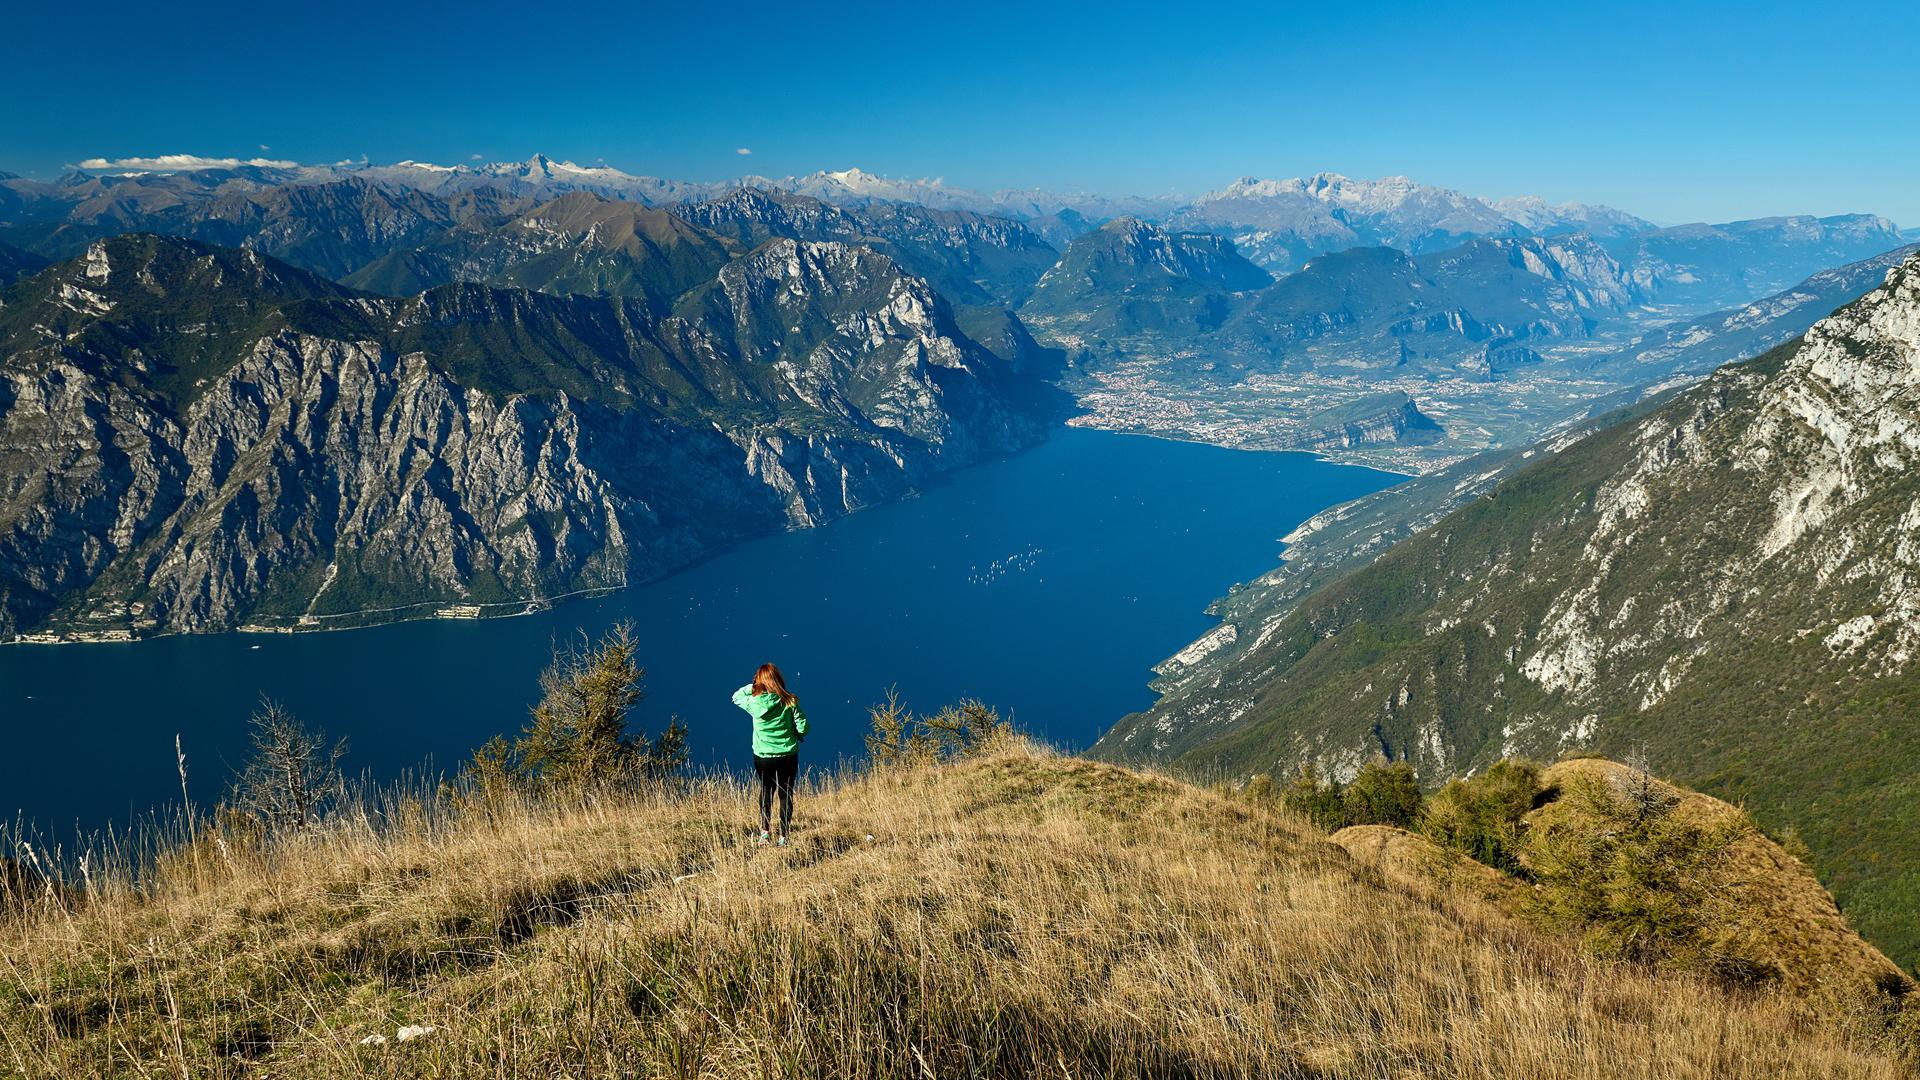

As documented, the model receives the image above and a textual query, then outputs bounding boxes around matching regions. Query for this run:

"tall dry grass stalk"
[0,742,1909,1078]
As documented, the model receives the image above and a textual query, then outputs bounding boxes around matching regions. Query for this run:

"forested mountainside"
[1094,254,1920,965]
[0,234,1055,639]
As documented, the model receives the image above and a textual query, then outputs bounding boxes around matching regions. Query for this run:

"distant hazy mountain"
[1241,235,1639,375]
[1488,195,1653,238]
[763,167,1184,222]
[1589,242,1920,382]
[4,176,528,278]
[1174,174,1653,273]
[1041,231,1643,377]
[1603,213,1908,310]
[10,157,1907,315]
[0,235,1054,640]
[1097,252,1920,965]
[352,154,731,204]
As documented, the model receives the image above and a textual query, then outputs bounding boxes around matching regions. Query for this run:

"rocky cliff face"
[1094,253,1920,965]
[0,235,1050,639]
[1267,392,1442,452]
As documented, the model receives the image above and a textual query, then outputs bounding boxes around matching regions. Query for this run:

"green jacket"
[733,685,809,757]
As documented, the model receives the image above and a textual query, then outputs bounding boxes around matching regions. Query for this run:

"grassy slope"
[0,746,1906,1078]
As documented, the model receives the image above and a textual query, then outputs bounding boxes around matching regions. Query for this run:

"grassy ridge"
[1,745,1910,1078]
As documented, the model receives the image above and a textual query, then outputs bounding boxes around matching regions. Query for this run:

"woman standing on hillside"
[732,663,809,846]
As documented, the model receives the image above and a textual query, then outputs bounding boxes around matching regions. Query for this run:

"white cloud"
[469,152,484,160]
[76,154,298,173]
[735,147,753,155]
[258,144,271,152]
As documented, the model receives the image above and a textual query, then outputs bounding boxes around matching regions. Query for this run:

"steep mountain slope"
[1095,254,1920,965]
[1604,213,1908,310]
[0,238,47,284]
[3,746,1908,1078]
[348,188,1060,316]
[0,235,1051,639]
[680,187,1059,308]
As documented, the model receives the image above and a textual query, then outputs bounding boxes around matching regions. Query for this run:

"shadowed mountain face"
[1096,254,1920,966]
[0,235,1055,640]
[0,239,48,285]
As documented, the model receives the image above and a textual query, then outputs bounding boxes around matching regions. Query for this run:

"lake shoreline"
[5,422,1412,649]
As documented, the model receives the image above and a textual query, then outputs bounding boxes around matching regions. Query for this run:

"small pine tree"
[1524,770,1763,980]
[465,623,688,797]
[866,690,1012,768]
[1241,774,1275,804]
[1279,763,1347,831]
[230,698,347,834]
[1342,759,1423,829]
[1424,758,1541,872]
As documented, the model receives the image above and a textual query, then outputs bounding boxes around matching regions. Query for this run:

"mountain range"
[2,156,1915,644]
[12,155,1899,294]
[1173,174,1654,273]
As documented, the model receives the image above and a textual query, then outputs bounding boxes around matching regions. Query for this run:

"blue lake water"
[0,429,1395,833]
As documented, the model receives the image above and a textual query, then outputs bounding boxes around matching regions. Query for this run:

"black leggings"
[754,753,798,835]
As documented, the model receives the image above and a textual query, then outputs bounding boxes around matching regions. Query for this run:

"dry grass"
[0,743,1910,1078]
[1535,758,1911,998]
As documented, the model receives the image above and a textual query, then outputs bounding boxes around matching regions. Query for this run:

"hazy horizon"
[5,1,1917,226]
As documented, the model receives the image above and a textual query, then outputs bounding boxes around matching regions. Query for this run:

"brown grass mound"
[0,745,1909,1078]
[1533,758,1909,999]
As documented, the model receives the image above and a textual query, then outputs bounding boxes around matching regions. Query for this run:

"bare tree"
[230,698,347,833]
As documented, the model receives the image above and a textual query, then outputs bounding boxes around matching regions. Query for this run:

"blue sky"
[4,0,1915,225]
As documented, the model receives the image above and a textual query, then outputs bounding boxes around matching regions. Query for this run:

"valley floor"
[1063,358,1654,475]
[1,745,1908,1078]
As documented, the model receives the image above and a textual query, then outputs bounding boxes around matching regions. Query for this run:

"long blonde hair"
[752,662,796,706]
